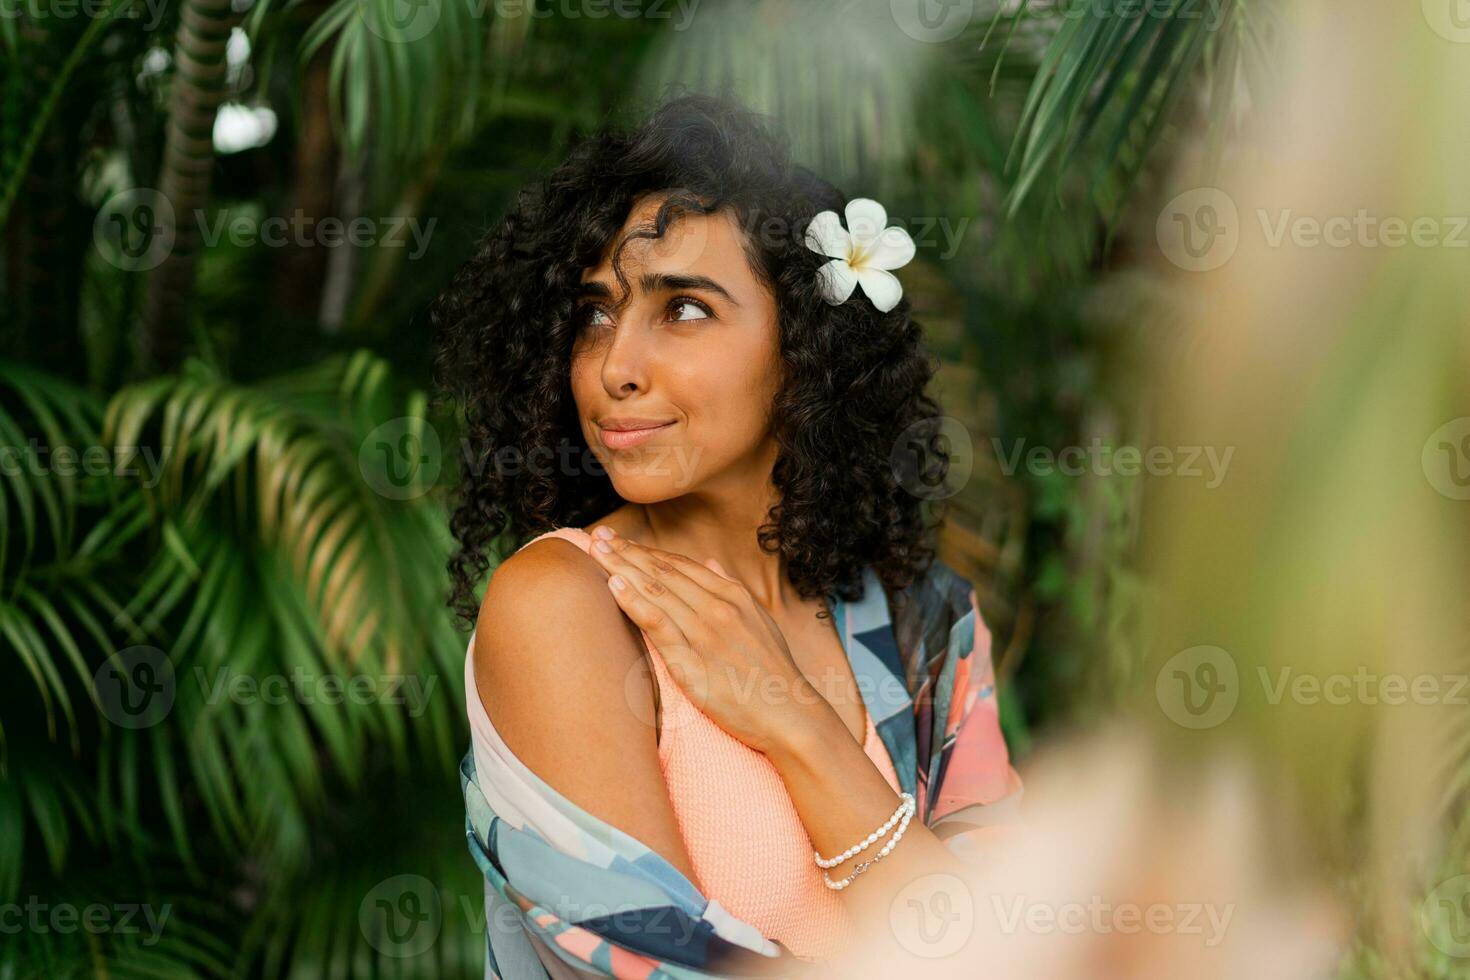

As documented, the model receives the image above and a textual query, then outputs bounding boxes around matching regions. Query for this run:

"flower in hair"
[803,198,916,313]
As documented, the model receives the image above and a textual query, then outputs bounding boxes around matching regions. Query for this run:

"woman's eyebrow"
[638,272,740,306]
[577,281,613,299]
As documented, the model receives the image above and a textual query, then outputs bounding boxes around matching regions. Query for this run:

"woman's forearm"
[764,692,964,950]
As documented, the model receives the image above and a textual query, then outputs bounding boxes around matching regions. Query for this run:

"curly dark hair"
[431,93,952,631]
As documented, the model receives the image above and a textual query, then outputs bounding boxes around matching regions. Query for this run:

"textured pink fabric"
[514,526,902,961]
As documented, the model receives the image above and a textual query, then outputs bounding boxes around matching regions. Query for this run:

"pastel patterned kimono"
[459,547,1023,978]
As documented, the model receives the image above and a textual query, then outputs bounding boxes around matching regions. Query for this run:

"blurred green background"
[4,0,1464,976]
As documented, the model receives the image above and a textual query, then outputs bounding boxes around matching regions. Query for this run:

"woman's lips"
[597,421,676,450]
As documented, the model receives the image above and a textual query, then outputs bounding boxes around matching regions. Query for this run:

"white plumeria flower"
[803,198,916,313]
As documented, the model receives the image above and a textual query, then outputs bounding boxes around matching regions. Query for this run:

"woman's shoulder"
[479,529,592,619]
[466,528,694,882]
[473,528,644,701]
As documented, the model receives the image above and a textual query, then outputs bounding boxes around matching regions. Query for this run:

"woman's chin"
[605,477,695,504]
[598,449,703,499]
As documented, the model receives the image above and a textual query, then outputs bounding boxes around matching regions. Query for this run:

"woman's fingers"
[649,549,746,602]
[639,544,746,603]
[590,533,707,644]
[602,560,694,653]
[596,529,748,608]
[599,535,799,662]
[603,570,713,717]
[590,531,729,620]
[588,535,719,716]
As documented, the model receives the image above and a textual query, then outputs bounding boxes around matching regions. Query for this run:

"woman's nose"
[599,317,656,395]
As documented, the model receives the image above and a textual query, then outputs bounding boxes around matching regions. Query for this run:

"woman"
[434,94,1021,976]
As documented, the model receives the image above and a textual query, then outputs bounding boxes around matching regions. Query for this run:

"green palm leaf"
[989,0,1278,227]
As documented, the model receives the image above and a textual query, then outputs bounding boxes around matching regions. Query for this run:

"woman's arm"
[473,536,701,886]
[763,701,968,945]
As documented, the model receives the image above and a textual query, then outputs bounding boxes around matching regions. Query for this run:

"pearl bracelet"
[813,792,915,870]
[821,796,915,890]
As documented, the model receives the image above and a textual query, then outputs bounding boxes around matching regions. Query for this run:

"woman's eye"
[669,299,711,322]
[581,306,613,329]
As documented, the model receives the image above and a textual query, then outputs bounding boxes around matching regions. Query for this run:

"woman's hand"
[586,525,825,754]
[586,526,973,953]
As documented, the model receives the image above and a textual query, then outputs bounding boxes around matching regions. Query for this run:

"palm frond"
[0,0,135,230]
[2,354,466,972]
[246,0,523,203]
[989,0,1277,227]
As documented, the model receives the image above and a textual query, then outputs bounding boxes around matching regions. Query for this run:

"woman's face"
[570,193,783,503]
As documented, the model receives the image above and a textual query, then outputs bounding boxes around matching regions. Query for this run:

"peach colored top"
[502,526,903,961]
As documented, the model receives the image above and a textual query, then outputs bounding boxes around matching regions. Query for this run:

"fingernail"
[592,525,614,539]
[608,574,626,590]
[595,539,612,553]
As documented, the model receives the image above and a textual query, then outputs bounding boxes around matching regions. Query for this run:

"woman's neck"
[611,497,798,613]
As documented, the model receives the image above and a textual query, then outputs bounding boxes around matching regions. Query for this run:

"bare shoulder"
[478,535,609,630]
[473,536,646,709]
[470,534,694,878]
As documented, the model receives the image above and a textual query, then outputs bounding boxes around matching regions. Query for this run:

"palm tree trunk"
[139,0,241,373]
[270,33,339,323]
